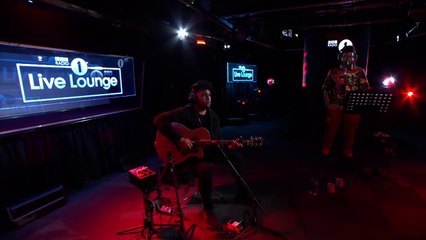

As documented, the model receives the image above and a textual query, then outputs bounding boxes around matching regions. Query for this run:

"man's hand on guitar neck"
[228,138,243,150]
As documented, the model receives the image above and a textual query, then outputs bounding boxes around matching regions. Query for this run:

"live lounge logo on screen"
[16,57,123,103]
[232,65,254,82]
[226,62,257,83]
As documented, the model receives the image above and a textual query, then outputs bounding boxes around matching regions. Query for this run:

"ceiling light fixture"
[177,28,189,40]
[406,22,420,38]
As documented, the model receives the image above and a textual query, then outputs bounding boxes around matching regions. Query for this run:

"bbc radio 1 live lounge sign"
[232,65,254,82]
[227,62,257,83]
[17,57,123,103]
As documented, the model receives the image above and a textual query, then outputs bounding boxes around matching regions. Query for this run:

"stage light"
[402,87,418,102]
[196,39,206,45]
[282,29,293,38]
[237,99,247,106]
[382,76,396,88]
[177,28,188,40]
[406,22,420,38]
[223,43,230,50]
[282,29,299,38]
[267,78,275,86]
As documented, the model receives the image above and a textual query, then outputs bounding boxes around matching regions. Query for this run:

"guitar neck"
[196,140,248,146]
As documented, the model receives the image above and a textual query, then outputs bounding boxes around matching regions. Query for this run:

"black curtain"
[0,110,153,228]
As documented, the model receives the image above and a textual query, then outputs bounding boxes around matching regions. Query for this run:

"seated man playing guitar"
[153,80,248,230]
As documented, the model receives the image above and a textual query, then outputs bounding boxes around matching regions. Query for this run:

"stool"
[181,177,225,203]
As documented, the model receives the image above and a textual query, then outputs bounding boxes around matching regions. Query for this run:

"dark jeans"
[183,152,245,211]
[321,106,361,158]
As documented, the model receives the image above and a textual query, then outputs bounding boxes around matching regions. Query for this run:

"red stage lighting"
[196,39,206,45]
[302,51,308,87]
[402,88,418,102]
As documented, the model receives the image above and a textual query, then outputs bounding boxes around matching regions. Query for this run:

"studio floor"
[2,116,426,240]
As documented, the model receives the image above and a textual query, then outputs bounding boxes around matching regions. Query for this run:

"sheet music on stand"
[344,90,393,114]
[344,90,397,188]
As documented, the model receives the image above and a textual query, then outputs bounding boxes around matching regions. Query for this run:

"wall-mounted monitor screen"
[226,62,257,83]
[0,41,140,135]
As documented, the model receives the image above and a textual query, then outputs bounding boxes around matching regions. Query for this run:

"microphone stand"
[217,145,287,240]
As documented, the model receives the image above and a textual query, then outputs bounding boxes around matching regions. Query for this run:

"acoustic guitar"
[154,122,263,164]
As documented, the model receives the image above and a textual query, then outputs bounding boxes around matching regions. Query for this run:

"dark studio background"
[0,0,425,234]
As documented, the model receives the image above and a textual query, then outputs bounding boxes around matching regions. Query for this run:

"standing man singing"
[321,45,370,165]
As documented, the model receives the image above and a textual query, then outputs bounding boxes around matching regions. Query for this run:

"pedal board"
[128,166,157,192]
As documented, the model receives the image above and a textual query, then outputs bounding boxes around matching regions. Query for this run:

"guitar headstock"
[244,136,264,147]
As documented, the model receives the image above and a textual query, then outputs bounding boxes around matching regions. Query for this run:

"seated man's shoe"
[202,209,219,230]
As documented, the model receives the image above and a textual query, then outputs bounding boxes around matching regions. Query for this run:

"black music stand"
[217,146,287,240]
[344,90,395,185]
[117,164,196,240]
[344,90,393,114]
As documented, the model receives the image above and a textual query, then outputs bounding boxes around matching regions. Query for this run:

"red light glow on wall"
[302,51,308,87]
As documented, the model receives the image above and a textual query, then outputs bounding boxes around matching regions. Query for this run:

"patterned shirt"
[322,66,369,109]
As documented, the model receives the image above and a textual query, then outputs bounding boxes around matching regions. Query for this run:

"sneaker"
[202,209,219,230]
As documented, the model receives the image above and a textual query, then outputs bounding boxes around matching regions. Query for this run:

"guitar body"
[155,122,211,164]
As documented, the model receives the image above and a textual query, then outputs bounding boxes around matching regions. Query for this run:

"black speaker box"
[5,185,67,227]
